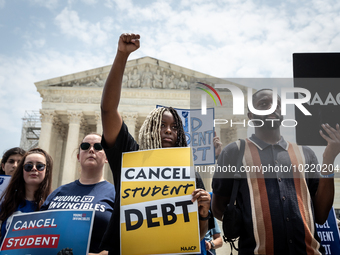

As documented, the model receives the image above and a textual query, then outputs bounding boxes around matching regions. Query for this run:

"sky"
[1,0,340,160]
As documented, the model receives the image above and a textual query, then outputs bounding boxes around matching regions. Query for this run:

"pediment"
[35,57,245,91]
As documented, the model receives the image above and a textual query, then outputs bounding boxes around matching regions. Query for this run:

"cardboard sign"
[316,207,340,255]
[293,53,340,146]
[0,210,94,255]
[120,147,200,255]
[157,105,215,165]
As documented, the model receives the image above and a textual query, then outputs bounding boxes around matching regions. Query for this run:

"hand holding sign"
[192,189,211,239]
[191,189,211,219]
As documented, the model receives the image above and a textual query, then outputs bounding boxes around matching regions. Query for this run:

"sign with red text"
[120,147,200,255]
[0,210,94,255]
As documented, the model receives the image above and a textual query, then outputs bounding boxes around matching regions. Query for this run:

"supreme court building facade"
[21,56,340,211]
[26,57,247,190]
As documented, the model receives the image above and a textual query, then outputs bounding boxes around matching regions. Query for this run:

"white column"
[53,121,66,189]
[38,110,55,152]
[98,111,113,182]
[61,111,83,185]
[48,116,60,163]
[95,111,102,135]
[75,119,88,180]
[122,112,138,139]
[78,119,87,143]
[93,113,106,180]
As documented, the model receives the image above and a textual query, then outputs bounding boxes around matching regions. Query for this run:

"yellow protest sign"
[120,147,200,255]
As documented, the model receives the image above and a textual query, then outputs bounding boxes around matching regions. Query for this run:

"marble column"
[95,111,102,135]
[38,110,55,153]
[53,121,66,189]
[78,118,87,143]
[97,111,113,182]
[48,116,60,162]
[61,111,83,185]
[75,119,89,180]
[122,112,138,139]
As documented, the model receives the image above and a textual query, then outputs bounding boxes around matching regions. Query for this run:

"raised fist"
[118,33,140,54]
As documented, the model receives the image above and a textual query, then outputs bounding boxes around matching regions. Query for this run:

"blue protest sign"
[0,210,94,255]
[316,207,340,255]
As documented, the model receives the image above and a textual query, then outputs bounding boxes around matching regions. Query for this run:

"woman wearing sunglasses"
[0,148,53,244]
[41,133,115,255]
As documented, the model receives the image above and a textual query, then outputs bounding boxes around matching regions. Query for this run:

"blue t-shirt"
[0,200,36,245]
[40,180,115,253]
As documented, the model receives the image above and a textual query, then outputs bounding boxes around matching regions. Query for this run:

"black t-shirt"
[100,122,209,253]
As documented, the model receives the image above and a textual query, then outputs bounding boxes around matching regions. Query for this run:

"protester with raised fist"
[100,33,213,254]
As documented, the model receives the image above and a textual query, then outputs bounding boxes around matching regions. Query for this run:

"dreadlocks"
[168,107,187,147]
[138,107,187,150]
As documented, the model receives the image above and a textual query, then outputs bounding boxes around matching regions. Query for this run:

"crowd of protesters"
[1,33,340,255]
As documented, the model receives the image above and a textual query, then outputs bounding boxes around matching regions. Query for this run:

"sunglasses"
[80,142,103,151]
[23,163,46,172]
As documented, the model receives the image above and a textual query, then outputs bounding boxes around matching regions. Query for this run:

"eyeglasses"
[23,163,46,172]
[80,142,103,151]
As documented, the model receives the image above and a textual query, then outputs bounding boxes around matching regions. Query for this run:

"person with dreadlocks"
[99,33,215,255]
[138,107,188,149]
